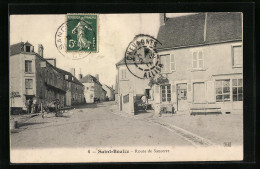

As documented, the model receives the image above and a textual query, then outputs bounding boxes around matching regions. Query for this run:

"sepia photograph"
[9,12,243,163]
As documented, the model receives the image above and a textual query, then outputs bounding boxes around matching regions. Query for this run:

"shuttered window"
[160,54,171,73]
[232,46,242,67]
[25,60,32,73]
[192,51,204,69]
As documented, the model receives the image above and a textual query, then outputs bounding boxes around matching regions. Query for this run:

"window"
[192,51,204,69]
[216,80,230,102]
[25,46,31,52]
[120,69,127,80]
[232,79,243,101]
[232,46,242,67]
[25,60,32,73]
[160,54,170,73]
[25,79,33,89]
[161,84,171,102]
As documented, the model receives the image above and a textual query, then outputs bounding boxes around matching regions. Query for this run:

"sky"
[10,13,194,87]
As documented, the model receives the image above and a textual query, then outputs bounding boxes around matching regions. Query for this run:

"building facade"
[102,84,115,101]
[9,42,84,114]
[116,12,243,114]
[80,74,107,103]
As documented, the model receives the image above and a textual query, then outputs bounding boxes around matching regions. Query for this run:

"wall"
[102,85,115,101]
[117,65,153,113]
[94,83,106,101]
[156,41,243,114]
[10,53,37,108]
[83,82,94,103]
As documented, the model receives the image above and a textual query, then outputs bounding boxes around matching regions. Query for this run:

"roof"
[10,42,24,56]
[116,57,148,67]
[10,42,83,86]
[156,12,242,50]
[103,84,115,92]
[79,74,102,86]
[55,67,83,86]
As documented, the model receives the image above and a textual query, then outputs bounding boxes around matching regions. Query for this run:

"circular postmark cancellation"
[55,14,98,60]
[125,34,162,79]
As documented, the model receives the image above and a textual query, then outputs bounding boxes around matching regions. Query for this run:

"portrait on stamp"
[67,14,98,52]
[9,12,243,163]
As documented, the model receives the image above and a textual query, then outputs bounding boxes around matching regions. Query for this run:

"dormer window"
[25,46,31,52]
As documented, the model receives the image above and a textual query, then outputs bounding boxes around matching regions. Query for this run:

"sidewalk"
[109,105,243,146]
[153,113,243,146]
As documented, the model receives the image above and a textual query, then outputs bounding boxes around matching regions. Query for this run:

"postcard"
[9,12,243,163]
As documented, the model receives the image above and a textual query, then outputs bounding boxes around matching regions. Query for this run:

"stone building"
[9,42,84,114]
[116,12,243,114]
[102,84,115,101]
[79,74,107,103]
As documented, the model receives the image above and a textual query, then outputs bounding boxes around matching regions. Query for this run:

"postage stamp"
[55,14,98,60]
[66,14,98,52]
[125,34,162,79]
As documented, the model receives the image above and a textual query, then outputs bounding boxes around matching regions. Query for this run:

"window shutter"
[170,54,175,71]
[192,52,197,68]
[206,81,215,103]
[154,85,160,103]
[166,55,170,72]
[171,84,176,102]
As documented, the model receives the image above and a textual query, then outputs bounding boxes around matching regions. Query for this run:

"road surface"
[11,102,193,149]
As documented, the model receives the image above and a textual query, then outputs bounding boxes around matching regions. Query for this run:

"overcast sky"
[10,13,194,87]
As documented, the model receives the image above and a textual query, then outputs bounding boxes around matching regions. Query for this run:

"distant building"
[80,74,107,103]
[102,84,115,101]
[56,68,85,106]
[9,42,84,114]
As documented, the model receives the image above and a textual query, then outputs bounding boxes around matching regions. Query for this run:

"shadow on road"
[18,122,49,128]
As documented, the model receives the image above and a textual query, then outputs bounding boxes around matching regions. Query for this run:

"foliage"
[148,74,169,87]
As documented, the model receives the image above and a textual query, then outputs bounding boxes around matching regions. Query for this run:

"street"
[11,102,192,149]
[11,101,243,149]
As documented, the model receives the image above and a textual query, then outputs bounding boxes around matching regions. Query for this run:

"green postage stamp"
[66,14,98,52]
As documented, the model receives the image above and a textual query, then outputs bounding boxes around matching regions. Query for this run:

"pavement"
[10,101,243,149]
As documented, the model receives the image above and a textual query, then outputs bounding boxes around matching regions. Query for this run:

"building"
[102,84,115,101]
[116,59,154,113]
[80,74,107,103]
[55,68,85,106]
[116,12,243,114]
[9,42,84,114]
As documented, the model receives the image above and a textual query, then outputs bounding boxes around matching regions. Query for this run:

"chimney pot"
[95,74,99,81]
[38,44,44,57]
[70,68,75,77]
[159,13,167,26]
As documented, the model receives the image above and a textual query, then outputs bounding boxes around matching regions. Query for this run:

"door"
[177,83,188,111]
[193,82,205,103]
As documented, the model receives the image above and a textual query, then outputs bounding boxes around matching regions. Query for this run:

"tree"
[148,74,169,87]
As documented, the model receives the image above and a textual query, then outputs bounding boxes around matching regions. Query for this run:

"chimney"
[95,74,99,81]
[78,74,83,80]
[38,44,44,57]
[159,13,167,26]
[70,68,75,77]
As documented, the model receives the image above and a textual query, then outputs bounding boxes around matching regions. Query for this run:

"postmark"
[124,34,162,79]
[55,14,98,60]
